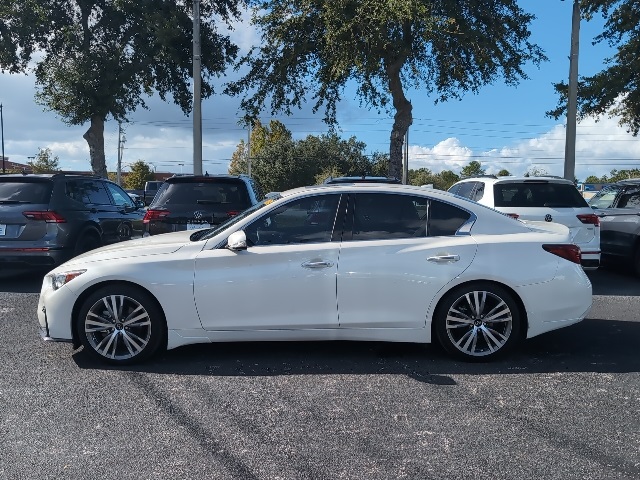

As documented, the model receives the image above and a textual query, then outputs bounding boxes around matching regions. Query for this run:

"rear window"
[153,180,251,208]
[493,182,587,208]
[0,180,52,204]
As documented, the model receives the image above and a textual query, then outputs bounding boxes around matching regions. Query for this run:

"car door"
[194,193,344,330]
[337,193,478,329]
[103,181,145,239]
[593,185,640,257]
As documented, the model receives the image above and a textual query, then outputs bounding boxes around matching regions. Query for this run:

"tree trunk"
[82,115,107,178]
[386,61,412,181]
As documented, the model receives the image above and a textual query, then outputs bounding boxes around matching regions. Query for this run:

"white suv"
[449,176,600,269]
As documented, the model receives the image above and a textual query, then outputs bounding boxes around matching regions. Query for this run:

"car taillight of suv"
[143,209,170,223]
[22,211,67,223]
[576,213,600,226]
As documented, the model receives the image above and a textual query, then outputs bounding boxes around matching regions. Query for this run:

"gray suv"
[0,172,145,270]
[588,178,640,275]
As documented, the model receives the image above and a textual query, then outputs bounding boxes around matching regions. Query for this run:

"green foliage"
[230,122,381,192]
[548,1,640,135]
[1,0,242,176]
[229,120,293,176]
[524,166,550,177]
[460,161,485,178]
[27,147,60,173]
[228,0,546,177]
[123,161,155,190]
[497,169,512,176]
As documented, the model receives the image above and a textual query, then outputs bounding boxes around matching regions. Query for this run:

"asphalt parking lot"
[1,267,639,480]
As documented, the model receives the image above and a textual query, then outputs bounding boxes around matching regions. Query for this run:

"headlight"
[47,270,87,291]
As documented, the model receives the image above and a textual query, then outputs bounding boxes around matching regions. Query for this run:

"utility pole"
[117,122,122,185]
[564,0,580,182]
[402,128,409,184]
[192,0,203,175]
[1,103,5,173]
[247,121,251,177]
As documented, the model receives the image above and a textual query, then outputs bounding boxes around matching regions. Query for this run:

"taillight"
[22,211,66,223]
[143,209,170,223]
[576,213,600,226]
[505,213,520,219]
[226,210,240,217]
[542,244,581,264]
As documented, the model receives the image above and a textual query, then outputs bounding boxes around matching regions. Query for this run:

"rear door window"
[0,180,52,204]
[66,180,111,205]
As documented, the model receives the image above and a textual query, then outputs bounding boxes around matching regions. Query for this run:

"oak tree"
[0,0,241,177]
[548,0,640,135]
[227,0,546,179]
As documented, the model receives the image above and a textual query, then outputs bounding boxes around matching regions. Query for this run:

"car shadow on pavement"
[72,317,640,380]
[588,265,640,296]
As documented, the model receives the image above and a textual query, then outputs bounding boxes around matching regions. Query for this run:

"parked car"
[0,172,145,270]
[126,192,145,209]
[323,175,402,184]
[38,183,591,365]
[448,175,601,270]
[588,178,640,275]
[143,180,163,205]
[142,174,262,236]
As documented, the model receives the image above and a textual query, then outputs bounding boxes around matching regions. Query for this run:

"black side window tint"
[616,189,640,209]
[104,182,134,207]
[473,183,485,202]
[245,194,340,246]
[427,200,471,237]
[448,184,461,195]
[456,182,476,200]
[66,180,111,205]
[351,193,426,241]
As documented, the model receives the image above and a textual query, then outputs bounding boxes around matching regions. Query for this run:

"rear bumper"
[0,248,71,269]
[580,251,601,270]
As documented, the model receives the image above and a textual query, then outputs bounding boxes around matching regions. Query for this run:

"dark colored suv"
[143,174,262,236]
[588,178,640,275]
[0,172,145,270]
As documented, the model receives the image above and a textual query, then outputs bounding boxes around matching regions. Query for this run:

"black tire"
[74,232,101,256]
[434,283,522,362]
[634,245,640,278]
[76,285,166,365]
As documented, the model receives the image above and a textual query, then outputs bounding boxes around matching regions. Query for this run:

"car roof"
[165,174,249,183]
[455,175,575,185]
[323,176,401,184]
[612,178,640,185]
[280,182,463,201]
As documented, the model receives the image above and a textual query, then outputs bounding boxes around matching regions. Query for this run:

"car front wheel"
[76,285,165,365]
[434,283,522,361]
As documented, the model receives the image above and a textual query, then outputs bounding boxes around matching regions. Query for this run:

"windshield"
[190,198,277,241]
[588,185,622,209]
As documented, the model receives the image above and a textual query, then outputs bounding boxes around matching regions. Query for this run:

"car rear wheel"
[434,283,522,361]
[74,232,100,256]
[76,285,166,365]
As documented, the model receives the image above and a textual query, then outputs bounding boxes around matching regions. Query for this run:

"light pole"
[1,103,5,173]
[564,0,580,182]
[192,0,203,176]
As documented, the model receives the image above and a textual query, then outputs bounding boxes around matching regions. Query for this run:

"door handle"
[301,261,334,269]
[427,254,460,263]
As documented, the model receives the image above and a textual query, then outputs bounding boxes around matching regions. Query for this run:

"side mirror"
[227,230,247,251]
[135,199,145,209]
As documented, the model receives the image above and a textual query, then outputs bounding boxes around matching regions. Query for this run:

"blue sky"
[1,1,639,181]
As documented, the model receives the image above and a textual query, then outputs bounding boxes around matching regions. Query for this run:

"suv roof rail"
[461,174,498,180]
[51,171,102,178]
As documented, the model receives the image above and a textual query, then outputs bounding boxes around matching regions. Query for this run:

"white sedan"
[37,183,592,365]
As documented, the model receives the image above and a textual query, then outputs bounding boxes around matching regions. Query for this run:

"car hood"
[61,230,196,267]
